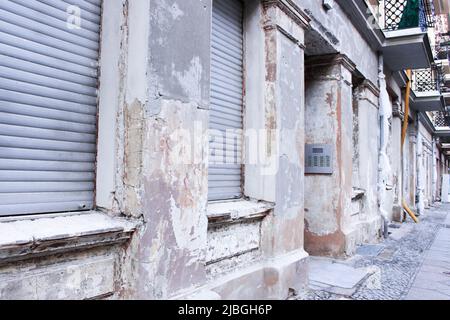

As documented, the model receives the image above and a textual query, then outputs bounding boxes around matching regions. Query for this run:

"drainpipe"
[432,137,436,203]
[416,129,424,215]
[401,69,419,223]
[378,54,390,236]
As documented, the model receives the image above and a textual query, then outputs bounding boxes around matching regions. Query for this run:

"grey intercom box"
[305,144,333,174]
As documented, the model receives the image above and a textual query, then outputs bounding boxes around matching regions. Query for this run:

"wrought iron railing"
[383,0,435,31]
[412,67,441,92]
[436,36,450,61]
[430,111,450,127]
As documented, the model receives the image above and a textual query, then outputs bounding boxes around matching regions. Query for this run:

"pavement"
[407,227,450,300]
[299,203,450,300]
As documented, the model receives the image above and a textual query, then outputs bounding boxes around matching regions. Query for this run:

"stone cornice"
[262,0,311,29]
[305,53,357,74]
[361,79,380,98]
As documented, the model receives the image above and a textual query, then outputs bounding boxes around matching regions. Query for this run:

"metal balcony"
[429,111,450,128]
[411,67,446,111]
[381,0,434,71]
[383,0,435,31]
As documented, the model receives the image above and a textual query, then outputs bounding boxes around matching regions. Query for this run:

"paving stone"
[407,287,450,300]
[356,244,385,256]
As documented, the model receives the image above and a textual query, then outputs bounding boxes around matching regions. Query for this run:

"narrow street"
[300,204,450,300]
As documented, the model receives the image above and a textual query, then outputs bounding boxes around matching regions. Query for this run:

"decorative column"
[353,80,383,240]
[256,0,311,298]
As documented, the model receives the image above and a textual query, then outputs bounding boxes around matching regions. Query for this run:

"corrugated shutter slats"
[209,0,244,201]
[0,0,102,216]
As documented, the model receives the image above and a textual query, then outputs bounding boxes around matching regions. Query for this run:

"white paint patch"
[126,0,151,105]
[170,3,184,20]
[305,211,338,236]
[173,56,203,104]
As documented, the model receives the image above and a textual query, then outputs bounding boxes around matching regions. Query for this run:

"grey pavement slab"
[406,287,450,300]
[356,244,385,256]
[407,228,450,300]
[309,257,371,290]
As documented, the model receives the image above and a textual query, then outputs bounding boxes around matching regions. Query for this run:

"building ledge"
[412,92,445,112]
[207,200,274,225]
[382,28,433,71]
[0,212,137,265]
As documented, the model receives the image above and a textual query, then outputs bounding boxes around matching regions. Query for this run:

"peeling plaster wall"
[0,249,120,300]
[352,83,383,242]
[405,123,418,209]
[267,24,306,257]
[113,0,311,300]
[304,60,355,257]
[296,0,379,85]
[391,112,403,221]
[417,123,434,213]
[125,0,211,299]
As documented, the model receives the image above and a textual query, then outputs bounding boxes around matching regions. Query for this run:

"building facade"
[0,0,449,300]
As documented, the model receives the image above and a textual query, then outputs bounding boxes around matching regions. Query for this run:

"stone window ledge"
[207,200,274,225]
[0,212,138,265]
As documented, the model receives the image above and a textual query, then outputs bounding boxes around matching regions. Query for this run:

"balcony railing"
[436,36,450,61]
[430,111,450,127]
[412,67,441,92]
[383,0,435,31]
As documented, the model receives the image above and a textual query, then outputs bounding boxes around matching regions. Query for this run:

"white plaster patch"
[305,210,339,236]
[170,3,184,20]
[173,56,203,104]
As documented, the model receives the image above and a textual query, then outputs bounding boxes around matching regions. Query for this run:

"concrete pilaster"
[304,54,357,257]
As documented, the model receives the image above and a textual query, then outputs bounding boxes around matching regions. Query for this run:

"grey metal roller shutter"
[0,0,102,216]
[209,0,244,201]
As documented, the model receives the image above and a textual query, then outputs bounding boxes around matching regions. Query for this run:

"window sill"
[207,199,274,225]
[0,212,137,265]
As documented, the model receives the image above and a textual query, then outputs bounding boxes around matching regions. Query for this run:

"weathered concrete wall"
[385,72,404,222]
[304,55,355,257]
[0,248,120,300]
[417,123,434,212]
[352,81,383,243]
[123,0,211,299]
[404,123,418,210]
[123,0,311,300]
[378,65,395,224]
[391,104,404,222]
[203,0,310,300]
[296,0,379,85]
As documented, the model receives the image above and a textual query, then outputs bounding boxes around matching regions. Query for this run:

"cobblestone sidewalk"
[300,203,450,300]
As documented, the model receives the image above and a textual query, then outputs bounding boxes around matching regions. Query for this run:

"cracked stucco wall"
[304,59,355,257]
[97,0,211,299]
[120,0,210,299]
[352,82,383,244]
[296,0,379,85]
[102,0,311,300]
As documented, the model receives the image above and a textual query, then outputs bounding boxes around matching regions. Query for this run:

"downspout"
[432,137,436,203]
[378,54,390,237]
[416,119,424,214]
[401,69,419,223]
